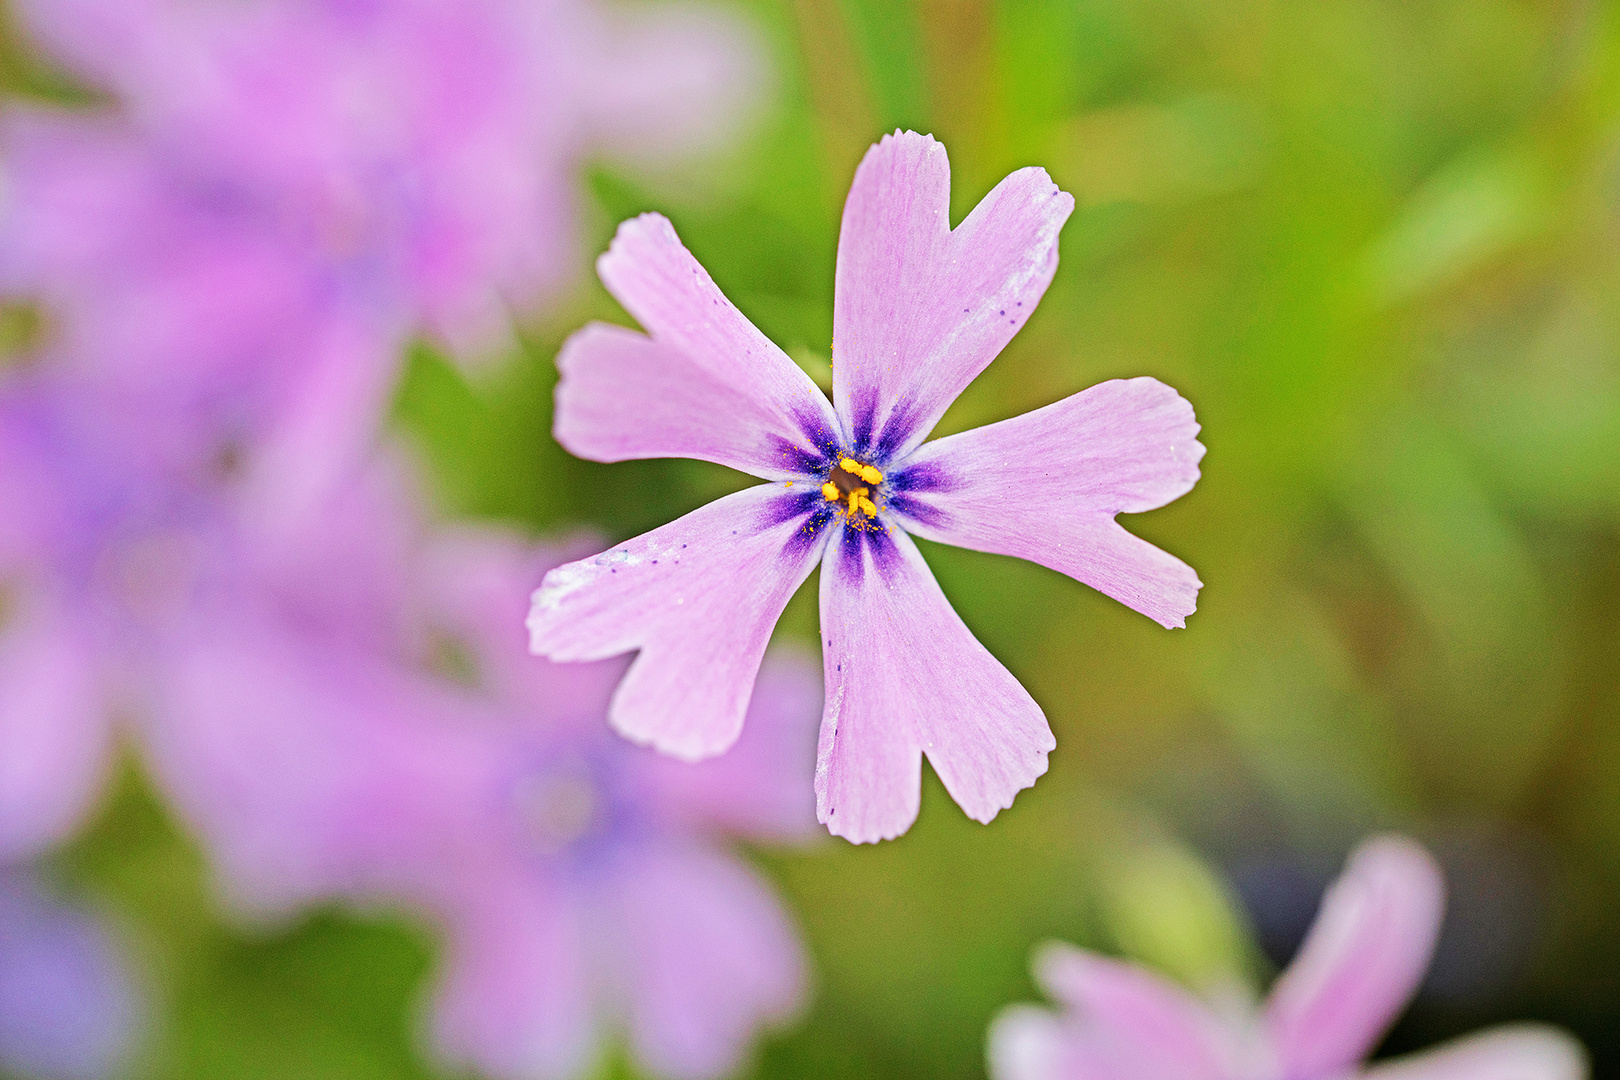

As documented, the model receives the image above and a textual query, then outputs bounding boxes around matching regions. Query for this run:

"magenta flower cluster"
[0,2,1592,1078]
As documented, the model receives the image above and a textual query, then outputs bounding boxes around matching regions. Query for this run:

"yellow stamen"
[826,456,884,518]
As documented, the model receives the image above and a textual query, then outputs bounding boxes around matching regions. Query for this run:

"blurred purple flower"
[528,130,1205,843]
[0,374,426,864]
[0,871,141,1080]
[1,0,766,505]
[150,526,818,1079]
[987,835,1588,1080]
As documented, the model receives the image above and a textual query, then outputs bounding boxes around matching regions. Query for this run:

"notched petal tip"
[614,209,677,245]
[1158,573,1203,630]
[854,128,948,184]
[899,374,1205,628]
[818,809,916,846]
[813,530,1054,844]
[962,737,1053,824]
[595,211,678,287]
[880,128,939,146]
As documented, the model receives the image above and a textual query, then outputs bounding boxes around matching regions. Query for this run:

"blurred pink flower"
[419,533,816,1080]
[1,0,766,502]
[529,130,1205,843]
[150,525,819,1080]
[988,835,1588,1080]
[0,374,426,863]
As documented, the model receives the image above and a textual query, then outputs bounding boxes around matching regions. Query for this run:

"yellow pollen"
[826,456,884,518]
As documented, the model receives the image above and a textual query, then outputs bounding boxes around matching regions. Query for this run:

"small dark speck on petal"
[651,560,658,564]
[837,663,842,671]
[999,310,1005,316]
[1016,301,1023,306]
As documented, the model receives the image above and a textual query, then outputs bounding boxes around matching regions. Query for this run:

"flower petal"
[0,606,110,861]
[145,619,483,917]
[986,1005,1070,1080]
[430,876,597,1080]
[555,323,834,479]
[1361,1024,1588,1080]
[1030,943,1233,1080]
[1264,835,1445,1079]
[419,527,626,737]
[611,843,806,1080]
[561,213,839,478]
[634,650,822,842]
[831,131,1074,461]
[897,377,1204,628]
[528,484,831,760]
[814,524,1053,843]
[237,314,402,532]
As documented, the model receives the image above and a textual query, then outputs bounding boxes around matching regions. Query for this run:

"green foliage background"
[6,0,1620,1077]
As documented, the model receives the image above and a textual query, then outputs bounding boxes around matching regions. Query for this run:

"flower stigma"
[821,456,883,519]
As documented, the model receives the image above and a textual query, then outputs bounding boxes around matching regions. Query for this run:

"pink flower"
[418,535,816,1080]
[988,836,1589,1080]
[9,0,764,352]
[151,525,819,1080]
[1,0,766,504]
[0,373,426,866]
[528,131,1205,843]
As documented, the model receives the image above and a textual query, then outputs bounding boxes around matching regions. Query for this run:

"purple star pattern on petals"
[987,836,1589,1080]
[529,131,1205,843]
